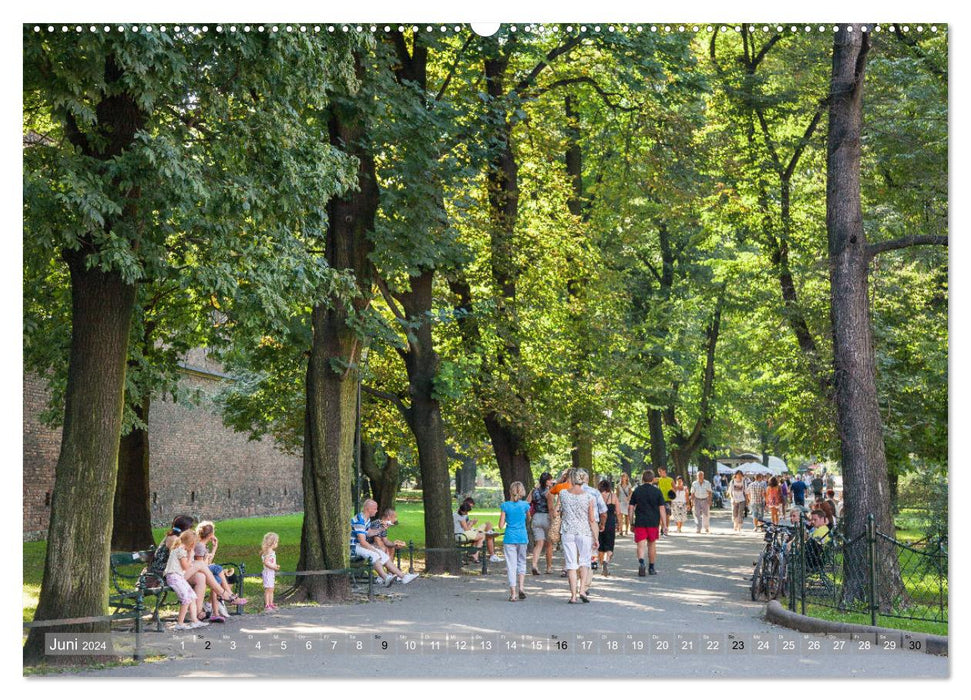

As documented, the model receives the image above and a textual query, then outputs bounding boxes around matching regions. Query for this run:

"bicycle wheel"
[764,556,781,599]
[750,559,764,601]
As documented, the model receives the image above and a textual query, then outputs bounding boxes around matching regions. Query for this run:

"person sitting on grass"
[163,532,208,631]
[367,509,418,584]
[352,499,416,587]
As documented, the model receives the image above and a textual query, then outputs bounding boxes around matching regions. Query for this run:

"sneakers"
[638,563,647,577]
[489,555,501,563]
[399,573,419,584]
[383,575,397,587]
[218,602,230,617]
[189,620,209,628]
[173,623,190,631]
[648,564,657,575]
[209,615,226,623]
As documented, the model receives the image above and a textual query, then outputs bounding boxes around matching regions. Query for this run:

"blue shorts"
[209,564,223,578]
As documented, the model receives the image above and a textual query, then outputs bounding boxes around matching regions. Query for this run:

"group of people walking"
[726,469,841,533]
[496,467,720,603]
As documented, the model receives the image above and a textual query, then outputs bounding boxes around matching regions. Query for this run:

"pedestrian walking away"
[628,469,667,576]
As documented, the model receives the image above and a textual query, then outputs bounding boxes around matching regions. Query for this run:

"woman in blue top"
[499,481,531,602]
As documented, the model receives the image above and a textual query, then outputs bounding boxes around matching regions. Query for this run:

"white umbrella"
[715,462,734,475]
[738,461,771,475]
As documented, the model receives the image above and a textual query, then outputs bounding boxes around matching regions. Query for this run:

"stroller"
[712,487,725,509]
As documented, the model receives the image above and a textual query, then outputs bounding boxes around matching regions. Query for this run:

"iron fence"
[787,514,947,626]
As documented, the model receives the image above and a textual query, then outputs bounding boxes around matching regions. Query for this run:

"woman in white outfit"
[558,468,597,603]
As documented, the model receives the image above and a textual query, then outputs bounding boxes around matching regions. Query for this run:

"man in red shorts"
[628,470,667,576]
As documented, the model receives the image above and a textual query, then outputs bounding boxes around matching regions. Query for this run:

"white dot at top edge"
[846,26,854,32]
[678,26,684,32]
[903,25,910,32]
[861,26,868,32]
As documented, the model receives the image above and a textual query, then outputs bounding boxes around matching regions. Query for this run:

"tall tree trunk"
[648,409,668,473]
[481,54,533,497]
[24,256,136,664]
[827,25,902,608]
[24,52,143,665]
[665,294,724,483]
[565,94,595,482]
[399,269,456,573]
[293,54,377,602]
[111,395,154,551]
[454,452,478,496]
[360,443,400,516]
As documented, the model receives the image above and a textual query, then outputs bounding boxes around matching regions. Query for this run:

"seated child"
[163,532,209,631]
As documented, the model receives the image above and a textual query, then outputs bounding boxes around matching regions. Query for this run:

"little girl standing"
[261,532,281,611]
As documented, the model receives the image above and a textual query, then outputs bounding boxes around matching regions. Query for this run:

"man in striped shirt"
[351,499,414,587]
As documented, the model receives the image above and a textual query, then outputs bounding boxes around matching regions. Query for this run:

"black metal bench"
[109,549,246,631]
[454,530,503,574]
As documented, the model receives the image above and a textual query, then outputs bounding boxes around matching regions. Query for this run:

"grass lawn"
[782,601,948,637]
[23,503,503,623]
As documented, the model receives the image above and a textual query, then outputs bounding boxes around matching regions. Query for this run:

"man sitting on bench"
[805,509,832,572]
[351,500,415,587]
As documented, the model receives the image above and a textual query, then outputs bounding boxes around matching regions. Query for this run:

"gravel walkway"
[78,509,948,679]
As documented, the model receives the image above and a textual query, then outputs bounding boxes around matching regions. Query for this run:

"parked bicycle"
[751,523,794,601]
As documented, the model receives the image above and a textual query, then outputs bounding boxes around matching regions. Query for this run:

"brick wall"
[23,351,304,541]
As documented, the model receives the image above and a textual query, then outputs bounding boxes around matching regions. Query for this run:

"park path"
[79,509,947,679]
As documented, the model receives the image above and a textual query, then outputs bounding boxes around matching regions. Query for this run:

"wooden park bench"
[109,548,246,631]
